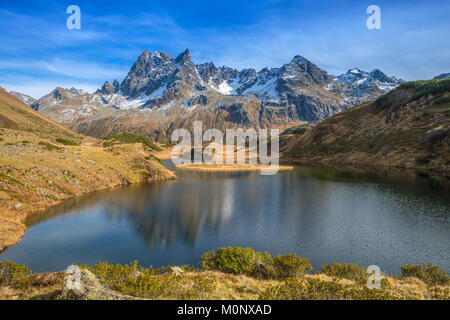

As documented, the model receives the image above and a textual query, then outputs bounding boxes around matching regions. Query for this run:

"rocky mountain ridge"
[281,78,450,174]
[29,49,404,140]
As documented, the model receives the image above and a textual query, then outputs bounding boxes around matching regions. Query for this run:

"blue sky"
[1,0,449,98]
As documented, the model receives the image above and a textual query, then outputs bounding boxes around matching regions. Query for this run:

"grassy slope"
[0,88,175,250]
[281,79,450,174]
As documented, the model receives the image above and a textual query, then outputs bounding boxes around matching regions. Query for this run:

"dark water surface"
[1,162,449,274]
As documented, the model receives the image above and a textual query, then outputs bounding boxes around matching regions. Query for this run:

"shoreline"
[0,173,176,252]
[281,156,450,178]
[0,132,176,251]
[175,163,294,172]
[0,174,175,253]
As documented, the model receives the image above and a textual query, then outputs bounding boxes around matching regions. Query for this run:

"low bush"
[320,262,368,283]
[0,261,32,289]
[56,138,79,146]
[199,248,312,280]
[83,261,216,299]
[272,254,313,279]
[433,94,450,105]
[398,79,450,101]
[401,263,449,286]
[145,154,162,164]
[38,141,63,151]
[200,247,272,278]
[293,126,311,135]
[104,133,162,151]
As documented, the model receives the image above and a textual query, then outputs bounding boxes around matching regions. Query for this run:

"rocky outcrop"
[60,269,144,300]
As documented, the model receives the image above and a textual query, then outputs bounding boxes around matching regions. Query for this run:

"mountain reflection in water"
[2,164,449,273]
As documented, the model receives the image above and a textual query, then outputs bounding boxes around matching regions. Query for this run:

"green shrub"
[56,138,80,146]
[104,133,162,151]
[272,254,313,279]
[375,92,391,109]
[199,247,272,278]
[422,110,432,117]
[433,94,450,105]
[398,79,450,101]
[401,263,449,286]
[82,261,216,299]
[0,261,32,289]
[38,141,63,151]
[293,126,311,135]
[428,287,450,299]
[320,262,368,283]
[145,154,162,164]
[441,107,450,115]
[103,141,114,148]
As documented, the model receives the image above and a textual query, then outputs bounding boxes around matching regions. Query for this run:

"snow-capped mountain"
[30,49,404,140]
[9,91,36,106]
[326,68,404,106]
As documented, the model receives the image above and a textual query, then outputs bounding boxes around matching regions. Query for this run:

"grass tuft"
[56,138,79,146]
[38,141,63,151]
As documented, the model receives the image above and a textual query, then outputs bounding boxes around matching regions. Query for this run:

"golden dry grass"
[0,88,176,250]
[1,269,447,300]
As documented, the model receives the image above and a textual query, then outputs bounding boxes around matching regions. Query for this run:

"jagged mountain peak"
[97,80,120,95]
[32,49,405,140]
[289,55,311,66]
[120,49,176,97]
[175,48,192,64]
[281,55,330,86]
[369,69,390,82]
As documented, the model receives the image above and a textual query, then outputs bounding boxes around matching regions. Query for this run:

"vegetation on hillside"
[103,133,162,151]
[1,247,449,300]
[283,79,450,173]
[55,138,80,146]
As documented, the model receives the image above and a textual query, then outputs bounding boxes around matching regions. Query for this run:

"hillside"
[281,79,450,174]
[29,49,402,140]
[0,88,175,250]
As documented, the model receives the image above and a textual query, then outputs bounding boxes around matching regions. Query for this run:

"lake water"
[1,161,449,274]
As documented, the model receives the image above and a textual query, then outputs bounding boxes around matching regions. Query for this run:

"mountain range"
[281,78,450,174]
[21,49,404,140]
